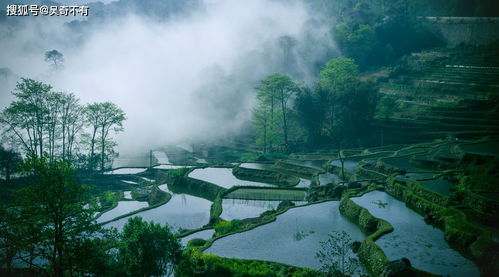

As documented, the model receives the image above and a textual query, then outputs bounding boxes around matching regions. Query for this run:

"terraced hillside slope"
[374,43,499,145]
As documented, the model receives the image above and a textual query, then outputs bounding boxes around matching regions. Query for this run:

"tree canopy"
[253,74,298,153]
[119,217,182,277]
[0,78,126,171]
[1,156,105,276]
[84,102,126,170]
[45,49,64,69]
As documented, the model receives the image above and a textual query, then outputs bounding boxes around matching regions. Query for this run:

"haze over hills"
[0,0,336,154]
[1,1,499,277]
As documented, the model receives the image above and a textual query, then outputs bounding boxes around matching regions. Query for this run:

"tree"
[379,96,399,119]
[59,93,84,161]
[0,145,22,181]
[118,217,182,277]
[316,231,360,277]
[333,24,378,68]
[45,91,63,163]
[0,78,94,166]
[319,57,359,90]
[45,49,64,69]
[84,102,126,171]
[295,86,329,147]
[11,156,102,277]
[295,57,378,149]
[277,35,298,75]
[0,205,23,274]
[0,78,52,158]
[252,102,271,153]
[253,74,298,152]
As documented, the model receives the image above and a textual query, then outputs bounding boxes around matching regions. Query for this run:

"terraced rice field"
[352,191,479,276]
[205,201,366,273]
[224,188,307,201]
[188,168,273,188]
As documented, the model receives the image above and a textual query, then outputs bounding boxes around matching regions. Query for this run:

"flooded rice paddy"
[220,199,306,221]
[205,201,365,272]
[188,167,274,188]
[104,167,147,175]
[97,201,148,223]
[104,184,211,231]
[181,229,215,246]
[351,191,479,276]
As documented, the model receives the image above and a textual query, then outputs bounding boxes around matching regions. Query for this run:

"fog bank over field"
[0,0,336,155]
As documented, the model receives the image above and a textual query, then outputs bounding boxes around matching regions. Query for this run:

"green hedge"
[339,197,393,276]
[271,161,323,178]
[170,176,226,202]
[385,181,497,274]
[210,193,223,223]
[405,179,449,206]
[147,185,170,205]
[175,250,317,277]
[232,166,300,187]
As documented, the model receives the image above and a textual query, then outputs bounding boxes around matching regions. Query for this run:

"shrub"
[214,219,241,235]
[187,238,206,248]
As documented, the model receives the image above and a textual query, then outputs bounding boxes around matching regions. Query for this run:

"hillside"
[373,42,499,145]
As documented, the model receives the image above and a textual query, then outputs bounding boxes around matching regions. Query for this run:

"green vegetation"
[175,251,317,277]
[0,157,182,277]
[272,161,323,178]
[0,156,106,276]
[0,78,126,171]
[85,102,126,171]
[322,0,445,69]
[0,145,22,181]
[378,96,400,119]
[119,217,181,277]
[253,74,299,153]
[100,190,120,211]
[339,196,393,275]
[146,185,170,205]
[169,167,188,178]
[126,184,170,206]
[295,58,378,148]
[232,166,300,187]
[210,193,223,223]
[2,1,499,276]
[214,219,242,236]
[251,57,378,151]
[170,175,226,202]
[187,238,207,248]
[176,249,316,277]
[225,187,307,201]
[385,176,498,275]
[316,230,360,277]
[458,157,499,192]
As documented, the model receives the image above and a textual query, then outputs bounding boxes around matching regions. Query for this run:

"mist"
[0,0,336,155]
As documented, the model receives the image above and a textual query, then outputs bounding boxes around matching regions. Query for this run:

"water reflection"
[220,199,306,220]
[97,201,148,223]
[104,184,211,231]
[206,201,365,272]
[351,191,479,276]
[188,168,273,188]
